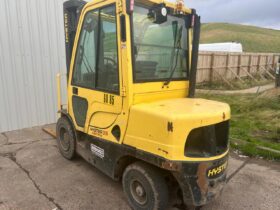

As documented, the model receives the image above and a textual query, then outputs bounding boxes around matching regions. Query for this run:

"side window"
[72,10,98,89]
[72,5,119,93]
[96,6,119,93]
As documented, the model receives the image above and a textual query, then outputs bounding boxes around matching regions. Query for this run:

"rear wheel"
[56,116,76,160]
[122,162,169,210]
[186,205,203,210]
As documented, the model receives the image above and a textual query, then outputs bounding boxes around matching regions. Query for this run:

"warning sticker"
[90,144,104,159]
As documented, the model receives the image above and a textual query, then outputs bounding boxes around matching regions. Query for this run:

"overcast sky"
[185,0,280,30]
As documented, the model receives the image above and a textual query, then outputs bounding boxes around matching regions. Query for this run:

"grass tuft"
[198,89,280,160]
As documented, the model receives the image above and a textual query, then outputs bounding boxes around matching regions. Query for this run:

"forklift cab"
[57,0,230,209]
[68,4,122,134]
[64,0,201,144]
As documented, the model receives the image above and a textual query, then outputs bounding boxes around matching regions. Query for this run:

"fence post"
[272,54,276,69]
[257,54,262,72]
[276,57,280,87]
[226,53,230,78]
[209,53,215,84]
[266,55,269,70]
[248,54,252,73]
[237,54,242,76]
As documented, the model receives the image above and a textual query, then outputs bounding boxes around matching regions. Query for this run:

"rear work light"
[175,0,184,14]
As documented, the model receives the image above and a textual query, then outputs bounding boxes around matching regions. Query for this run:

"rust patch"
[162,161,181,171]
[196,162,209,195]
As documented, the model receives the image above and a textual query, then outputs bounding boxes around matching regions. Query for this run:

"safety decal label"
[90,144,104,159]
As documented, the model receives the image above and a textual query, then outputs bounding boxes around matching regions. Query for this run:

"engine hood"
[131,98,230,123]
[124,98,230,160]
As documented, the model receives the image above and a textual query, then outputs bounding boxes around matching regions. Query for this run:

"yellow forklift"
[57,0,230,209]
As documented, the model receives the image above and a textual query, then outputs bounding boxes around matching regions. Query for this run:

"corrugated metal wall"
[0,0,68,132]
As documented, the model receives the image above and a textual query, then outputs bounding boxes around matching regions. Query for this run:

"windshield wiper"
[163,26,183,86]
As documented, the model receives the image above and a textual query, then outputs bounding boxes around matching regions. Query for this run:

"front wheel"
[56,117,76,160]
[122,162,169,210]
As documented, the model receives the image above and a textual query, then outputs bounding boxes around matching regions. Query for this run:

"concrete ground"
[0,125,279,210]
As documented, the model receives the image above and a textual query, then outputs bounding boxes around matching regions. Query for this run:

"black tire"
[186,206,203,210]
[122,162,169,210]
[56,116,76,160]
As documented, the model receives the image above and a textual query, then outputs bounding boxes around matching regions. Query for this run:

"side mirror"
[147,4,168,24]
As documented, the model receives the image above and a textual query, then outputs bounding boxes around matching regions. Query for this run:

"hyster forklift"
[57,0,230,209]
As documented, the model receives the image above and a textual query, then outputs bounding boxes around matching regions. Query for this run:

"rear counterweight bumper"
[172,154,229,206]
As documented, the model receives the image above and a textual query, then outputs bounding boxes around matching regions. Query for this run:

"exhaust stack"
[188,10,201,98]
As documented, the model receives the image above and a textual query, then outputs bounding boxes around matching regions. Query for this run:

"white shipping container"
[199,42,243,53]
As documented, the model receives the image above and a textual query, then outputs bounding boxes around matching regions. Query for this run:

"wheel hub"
[130,180,147,205]
[136,185,144,197]
[59,128,70,151]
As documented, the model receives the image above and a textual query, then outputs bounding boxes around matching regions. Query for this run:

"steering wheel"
[104,57,117,68]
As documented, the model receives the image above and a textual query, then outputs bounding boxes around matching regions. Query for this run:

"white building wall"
[0,0,69,132]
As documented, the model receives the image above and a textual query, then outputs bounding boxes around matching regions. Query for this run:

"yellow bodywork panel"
[90,112,119,128]
[67,0,126,144]
[133,81,189,104]
[124,98,230,161]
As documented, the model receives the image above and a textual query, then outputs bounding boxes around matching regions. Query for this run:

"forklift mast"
[63,0,87,79]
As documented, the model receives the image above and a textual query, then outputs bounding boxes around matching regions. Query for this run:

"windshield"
[133,5,188,82]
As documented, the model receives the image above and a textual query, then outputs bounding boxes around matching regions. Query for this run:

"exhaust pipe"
[188,10,201,98]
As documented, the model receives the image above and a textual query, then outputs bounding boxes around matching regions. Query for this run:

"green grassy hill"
[201,23,280,53]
